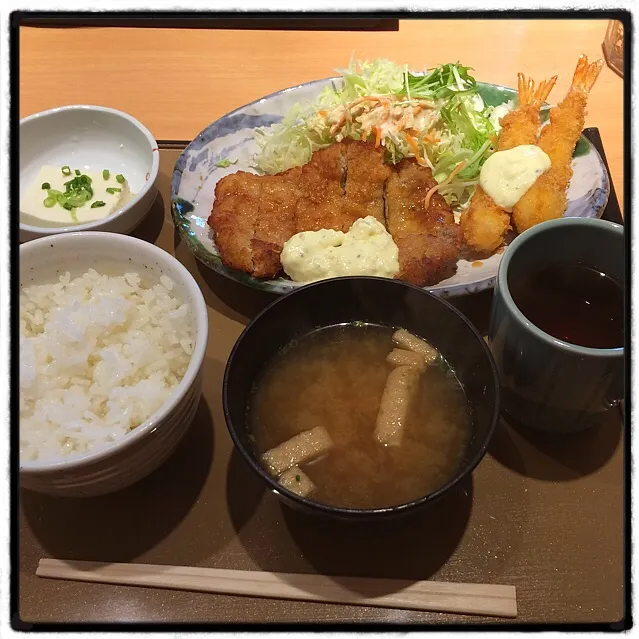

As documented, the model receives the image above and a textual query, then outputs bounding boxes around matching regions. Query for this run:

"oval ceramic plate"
[171,77,610,297]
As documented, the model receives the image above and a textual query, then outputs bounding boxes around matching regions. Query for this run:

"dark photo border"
[9,8,632,633]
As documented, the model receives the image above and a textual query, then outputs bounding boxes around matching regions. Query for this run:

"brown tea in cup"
[508,262,624,350]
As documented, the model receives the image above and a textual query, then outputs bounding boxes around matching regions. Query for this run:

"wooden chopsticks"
[37,559,517,618]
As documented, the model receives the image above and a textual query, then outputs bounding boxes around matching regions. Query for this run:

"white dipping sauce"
[281,216,399,283]
[479,145,551,211]
[20,165,132,225]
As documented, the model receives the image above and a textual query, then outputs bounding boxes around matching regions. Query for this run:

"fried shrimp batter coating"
[459,187,512,256]
[512,55,604,234]
[460,73,557,255]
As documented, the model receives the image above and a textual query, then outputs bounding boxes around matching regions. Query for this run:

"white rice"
[19,269,194,463]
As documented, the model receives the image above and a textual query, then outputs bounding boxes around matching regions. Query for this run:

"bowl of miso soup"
[223,277,500,519]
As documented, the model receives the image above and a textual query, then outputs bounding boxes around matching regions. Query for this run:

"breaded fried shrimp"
[460,73,557,254]
[512,55,603,233]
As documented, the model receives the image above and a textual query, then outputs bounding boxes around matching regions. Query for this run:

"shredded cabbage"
[253,58,515,208]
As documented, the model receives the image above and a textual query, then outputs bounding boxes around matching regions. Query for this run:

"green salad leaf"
[253,58,513,208]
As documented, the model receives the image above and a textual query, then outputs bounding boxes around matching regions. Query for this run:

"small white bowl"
[19,232,209,497]
[19,105,160,243]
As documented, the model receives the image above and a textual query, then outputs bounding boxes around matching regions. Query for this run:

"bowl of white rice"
[19,232,209,496]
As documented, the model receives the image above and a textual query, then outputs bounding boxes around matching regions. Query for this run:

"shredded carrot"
[362,129,369,142]
[423,161,468,210]
[404,132,428,166]
[318,110,328,117]
[329,96,392,136]
[404,131,420,155]
[424,133,440,144]
[374,126,382,148]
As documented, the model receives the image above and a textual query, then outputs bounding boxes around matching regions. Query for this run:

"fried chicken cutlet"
[384,159,461,287]
[293,143,348,233]
[294,140,392,232]
[209,143,460,285]
[209,166,302,278]
[343,141,392,226]
[208,141,390,278]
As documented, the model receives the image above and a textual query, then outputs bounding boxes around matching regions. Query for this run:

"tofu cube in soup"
[260,426,333,477]
[278,466,315,497]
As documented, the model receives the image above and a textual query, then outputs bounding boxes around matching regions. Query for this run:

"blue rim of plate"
[171,76,610,296]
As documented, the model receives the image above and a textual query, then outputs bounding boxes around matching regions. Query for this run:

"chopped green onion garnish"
[115,174,125,184]
[64,195,91,206]
[61,166,71,176]
[106,187,121,194]
[75,169,81,176]
[102,169,110,180]
[41,182,51,190]
[43,196,56,208]
[295,475,301,482]
[91,201,106,208]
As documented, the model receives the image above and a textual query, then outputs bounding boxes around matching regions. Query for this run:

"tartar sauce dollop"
[280,216,399,283]
[479,145,551,211]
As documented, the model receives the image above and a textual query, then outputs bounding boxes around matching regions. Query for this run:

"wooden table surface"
[19,19,624,212]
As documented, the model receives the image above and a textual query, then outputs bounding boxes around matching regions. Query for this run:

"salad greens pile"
[253,58,513,208]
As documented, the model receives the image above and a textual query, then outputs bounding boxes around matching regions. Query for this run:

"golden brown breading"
[209,167,302,278]
[209,142,462,286]
[294,144,348,233]
[459,186,511,256]
[384,158,461,287]
[210,171,261,274]
[250,169,302,278]
[342,140,392,227]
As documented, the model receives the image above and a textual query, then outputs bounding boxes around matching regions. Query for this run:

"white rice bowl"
[20,268,194,463]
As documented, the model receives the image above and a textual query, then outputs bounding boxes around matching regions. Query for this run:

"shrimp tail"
[533,75,558,108]
[517,73,536,107]
[516,73,557,109]
[571,54,604,95]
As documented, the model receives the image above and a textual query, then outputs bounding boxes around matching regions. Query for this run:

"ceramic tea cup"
[489,218,624,433]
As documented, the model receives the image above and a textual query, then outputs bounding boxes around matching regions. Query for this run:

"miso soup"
[248,323,471,509]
